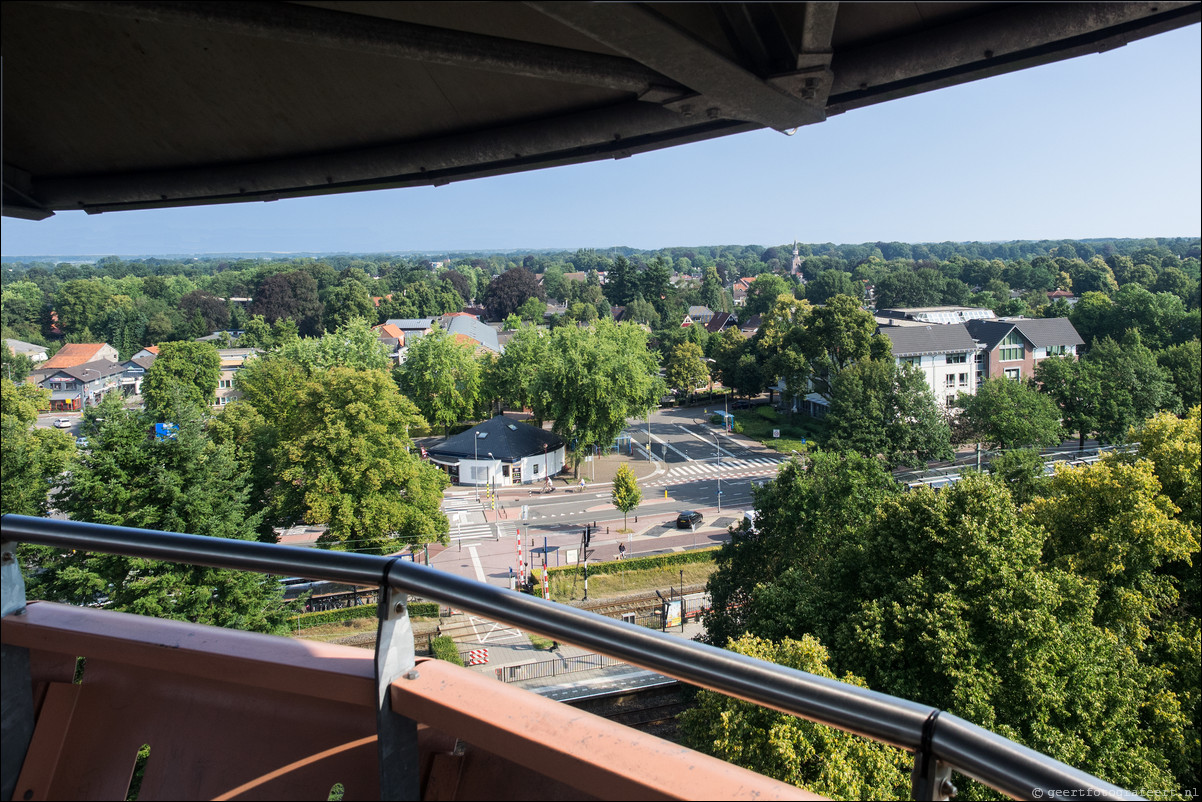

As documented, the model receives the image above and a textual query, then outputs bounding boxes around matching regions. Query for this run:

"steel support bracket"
[1,540,35,802]
[374,573,419,801]
[911,710,957,801]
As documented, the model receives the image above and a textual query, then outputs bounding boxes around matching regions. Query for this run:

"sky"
[2,24,1199,259]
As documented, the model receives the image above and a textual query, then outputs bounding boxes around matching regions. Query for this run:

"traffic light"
[583,525,591,548]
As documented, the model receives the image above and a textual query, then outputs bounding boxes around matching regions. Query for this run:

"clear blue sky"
[3,25,1199,259]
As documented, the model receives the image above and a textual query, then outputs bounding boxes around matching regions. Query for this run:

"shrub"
[430,635,465,666]
[547,546,718,579]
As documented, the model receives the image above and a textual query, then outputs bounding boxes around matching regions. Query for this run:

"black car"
[676,510,703,529]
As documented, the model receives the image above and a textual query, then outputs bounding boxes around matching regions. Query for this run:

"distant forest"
[2,237,1198,366]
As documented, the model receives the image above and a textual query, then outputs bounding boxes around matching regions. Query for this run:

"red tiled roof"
[42,343,107,369]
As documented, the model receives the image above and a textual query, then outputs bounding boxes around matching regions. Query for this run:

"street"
[429,406,791,589]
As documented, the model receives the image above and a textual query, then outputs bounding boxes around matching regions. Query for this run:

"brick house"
[965,318,1084,383]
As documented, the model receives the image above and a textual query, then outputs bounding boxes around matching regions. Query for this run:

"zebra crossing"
[663,457,782,477]
[443,495,517,542]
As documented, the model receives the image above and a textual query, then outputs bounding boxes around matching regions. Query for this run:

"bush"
[546,546,718,579]
[291,598,440,629]
[430,635,465,666]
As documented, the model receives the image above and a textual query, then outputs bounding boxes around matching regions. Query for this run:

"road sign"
[521,505,529,520]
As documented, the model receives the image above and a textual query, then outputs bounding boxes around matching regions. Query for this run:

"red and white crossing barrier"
[542,562,550,600]
[465,648,489,666]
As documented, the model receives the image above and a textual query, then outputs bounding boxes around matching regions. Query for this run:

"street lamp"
[473,431,485,501]
[715,431,722,512]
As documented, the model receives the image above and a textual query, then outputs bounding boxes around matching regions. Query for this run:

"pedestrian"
[618,542,626,559]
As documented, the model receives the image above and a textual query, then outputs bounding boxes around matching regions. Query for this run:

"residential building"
[4,339,49,365]
[442,314,501,355]
[878,323,980,408]
[705,311,737,334]
[965,318,1084,383]
[40,343,119,370]
[876,306,996,325]
[29,359,125,412]
[684,306,714,327]
[739,314,762,337]
[121,350,157,396]
[373,323,406,364]
[214,348,260,408]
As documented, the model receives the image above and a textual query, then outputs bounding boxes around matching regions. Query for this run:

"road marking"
[678,424,741,459]
[646,430,694,462]
[467,545,486,583]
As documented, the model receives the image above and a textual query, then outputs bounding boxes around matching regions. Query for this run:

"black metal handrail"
[0,514,1140,801]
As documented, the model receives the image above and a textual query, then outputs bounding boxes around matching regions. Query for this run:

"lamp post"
[473,431,484,501]
[715,431,722,512]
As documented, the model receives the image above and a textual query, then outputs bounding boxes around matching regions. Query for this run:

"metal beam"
[828,2,1201,113]
[29,102,756,214]
[527,1,826,131]
[36,0,684,101]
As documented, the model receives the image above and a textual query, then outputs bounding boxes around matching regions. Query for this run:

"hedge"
[543,546,719,579]
[430,636,465,666]
[291,599,441,629]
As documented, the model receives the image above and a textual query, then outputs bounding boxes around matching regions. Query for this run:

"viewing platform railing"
[1,514,1141,801]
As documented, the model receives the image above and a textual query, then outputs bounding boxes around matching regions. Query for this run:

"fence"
[495,652,622,683]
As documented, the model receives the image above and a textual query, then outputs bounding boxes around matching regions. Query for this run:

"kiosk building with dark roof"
[426,416,566,487]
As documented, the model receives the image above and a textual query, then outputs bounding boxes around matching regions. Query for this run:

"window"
[219,379,233,389]
[900,356,921,367]
[959,373,968,386]
[1004,368,1021,381]
[945,375,956,387]
[999,332,1024,361]
[1046,344,1069,356]
[946,353,967,364]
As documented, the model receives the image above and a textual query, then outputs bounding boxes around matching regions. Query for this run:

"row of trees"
[686,409,1200,799]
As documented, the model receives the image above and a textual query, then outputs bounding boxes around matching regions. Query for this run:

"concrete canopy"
[4,2,1198,220]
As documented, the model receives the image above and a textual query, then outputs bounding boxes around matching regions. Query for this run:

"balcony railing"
[1,514,1140,801]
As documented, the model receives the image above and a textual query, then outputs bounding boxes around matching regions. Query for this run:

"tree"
[801,294,886,400]
[481,324,548,414]
[2,343,35,383]
[517,296,546,323]
[273,367,449,553]
[604,255,639,307]
[531,320,664,465]
[276,317,392,373]
[985,448,1047,506]
[482,267,544,321]
[1035,356,1102,449]
[1083,333,1173,443]
[664,341,709,396]
[704,453,897,648]
[826,360,953,469]
[1,379,73,516]
[394,328,482,433]
[23,398,294,634]
[142,340,221,421]
[679,635,910,800]
[320,279,375,332]
[1157,339,1201,412]
[804,270,856,305]
[743,273,791,318]
[610,463,641,531]
[178,290,231,333]
[250,270,324,336]
[743,473,1182,795]
[957,377,1063,449]
[699,266,725,311]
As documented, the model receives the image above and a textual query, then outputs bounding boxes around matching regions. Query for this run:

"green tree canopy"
[826,360,953,469]
[23,397,293,633]
[530,319,664,456]
[610,463,641,530]
[142,340,221,421]
[393,327,482,433]
[1,379,73,516]
[664,341,709,395]
[679,634,911,800]
[957,377,1063,449]
[274,367,448,553]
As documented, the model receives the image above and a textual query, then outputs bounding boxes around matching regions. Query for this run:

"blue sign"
[154,423,178,441]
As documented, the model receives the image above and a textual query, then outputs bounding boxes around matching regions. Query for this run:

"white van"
[742,510,757,533]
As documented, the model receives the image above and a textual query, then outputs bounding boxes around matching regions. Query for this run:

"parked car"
[53,418,71,428]
[676,510,703,529]
[731,399,751,410]
[75,436,89,449]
